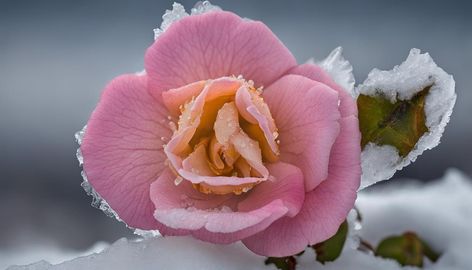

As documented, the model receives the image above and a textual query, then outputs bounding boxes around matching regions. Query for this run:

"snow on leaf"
[358,48,456,189]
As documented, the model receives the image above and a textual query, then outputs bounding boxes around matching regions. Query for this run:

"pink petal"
[162,80,206,116]
[150,168,292,244]
[145,11,297,100]
[235,86,279,155]
[242,115,361,256]
[288,63,357,118]
[263,74,341,192]
[238,162,305,217]
[81,74,172,229]
[162,77,241,117]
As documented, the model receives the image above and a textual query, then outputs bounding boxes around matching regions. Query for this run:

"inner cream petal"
[235,86,279,158]
[214,102,240,146]
[230,131,268,178]
[208,134,225,170]
[234,157,251,177]
[182,141,215,176]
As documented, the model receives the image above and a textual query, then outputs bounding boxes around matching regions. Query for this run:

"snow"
[1,242,107,270]
[9,169,472,270]
[357,49,456,189]
[7,238,269,270]
[316,46,356,95]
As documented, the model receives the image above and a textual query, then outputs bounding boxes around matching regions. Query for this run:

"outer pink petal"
[150,162,304,244]
[243,115,361,256]
[288,63,357,118]
[263,74,341,192]
[145,11,297,100]
[239,162,305,217]
[81,74,172,230]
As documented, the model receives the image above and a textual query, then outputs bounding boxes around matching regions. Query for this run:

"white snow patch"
[316,46,355,95]
[2,242,107,270]
[7,238,269,270]
[10,169,472,270]
[358,48,456,189]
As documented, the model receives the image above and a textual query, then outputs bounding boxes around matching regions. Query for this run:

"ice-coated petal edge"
[153,1,221,40]
[315,46,355,95]
[358,48,457,189]
[75,125,122,223]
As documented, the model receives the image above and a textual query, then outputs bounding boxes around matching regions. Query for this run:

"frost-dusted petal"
[162,77,242,117]
[263,74,341,192]
[243,115,361,257]
[214,102,240,146]
[164,78,240,179]
[235,86,279,155]
[288,63,357,118]
[145,11,297,100]
[230,132,268,178]
[165,79,269,187]
[162,80,206,116]
[81,74,172,229]
[150,169,289,244]
[182,142,215,176]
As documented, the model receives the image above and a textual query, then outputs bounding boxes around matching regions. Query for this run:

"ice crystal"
[317,47,355,95]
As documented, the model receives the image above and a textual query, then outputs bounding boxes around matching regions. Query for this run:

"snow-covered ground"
[5,169,472,270]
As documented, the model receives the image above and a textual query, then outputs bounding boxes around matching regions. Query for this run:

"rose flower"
[80,10,361,257]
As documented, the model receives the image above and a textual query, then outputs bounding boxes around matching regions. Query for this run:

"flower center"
[164,77,280,195]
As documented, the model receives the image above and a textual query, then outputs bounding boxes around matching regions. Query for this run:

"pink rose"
[81,10,361,257]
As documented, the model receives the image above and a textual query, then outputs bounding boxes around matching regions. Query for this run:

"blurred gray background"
[1,0,471,257]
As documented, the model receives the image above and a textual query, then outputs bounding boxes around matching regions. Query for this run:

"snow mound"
[10,169,472,270]
[8,238,268,270]
[358,49,456,189]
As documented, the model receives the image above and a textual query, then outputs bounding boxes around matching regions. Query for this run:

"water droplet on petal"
[174,176,183,186]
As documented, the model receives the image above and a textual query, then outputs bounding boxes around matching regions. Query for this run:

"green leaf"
[357,85,431,157]
[375,232,440,267]
[313,220,348,264]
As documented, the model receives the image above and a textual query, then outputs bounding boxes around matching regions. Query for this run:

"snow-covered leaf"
[358,49,456,189]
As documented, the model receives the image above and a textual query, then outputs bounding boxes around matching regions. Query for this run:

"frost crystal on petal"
[191,1,222,15]
[316,47,355,95]
[74,125,86,145]
[75,125,122,222]
[358,48,456,189]
[153,3,189,40]
[153,1,221,40]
